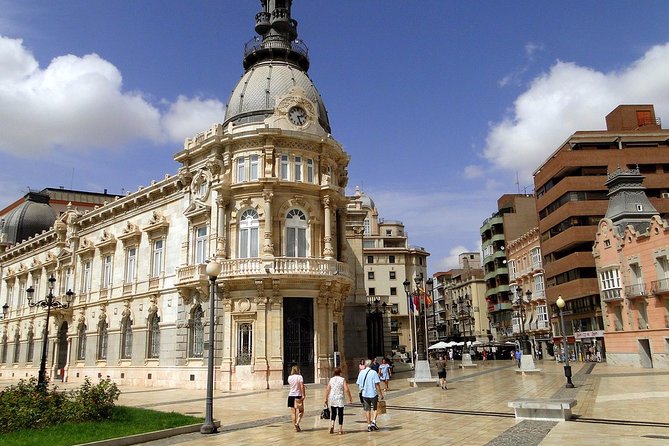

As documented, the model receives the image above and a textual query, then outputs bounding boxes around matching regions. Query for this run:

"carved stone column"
[216,195,229,258]
[253,280,268,382]
[268,279,284,388]
[262,189,274,258]
[322,195,334,259]
[316,283,331,384]
[219,284,234,391]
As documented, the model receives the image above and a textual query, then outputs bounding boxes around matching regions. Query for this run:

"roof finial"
[244,1,309,71]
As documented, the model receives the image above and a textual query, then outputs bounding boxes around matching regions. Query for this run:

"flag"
[424,290,433,306]
[409,293,415,313]
[413,291,420,311]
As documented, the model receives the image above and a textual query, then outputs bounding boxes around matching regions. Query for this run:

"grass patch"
[2,406,202,446]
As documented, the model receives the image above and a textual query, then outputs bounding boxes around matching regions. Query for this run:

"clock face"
[288,106,308,126]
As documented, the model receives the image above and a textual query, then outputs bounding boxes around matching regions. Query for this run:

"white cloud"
[161,95,226,143]
[485,42,669,184]
[0,35,225,156]
[464,164,484,179]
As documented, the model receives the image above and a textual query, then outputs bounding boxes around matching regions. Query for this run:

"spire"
[244,0,309,71]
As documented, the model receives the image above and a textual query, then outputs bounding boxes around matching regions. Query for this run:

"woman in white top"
[287,365,305,432]
[324,367,353,435]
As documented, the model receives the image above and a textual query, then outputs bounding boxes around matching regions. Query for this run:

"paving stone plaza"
[4,359,666,445]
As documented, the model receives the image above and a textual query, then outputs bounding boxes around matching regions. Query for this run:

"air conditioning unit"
[661,193,669,198]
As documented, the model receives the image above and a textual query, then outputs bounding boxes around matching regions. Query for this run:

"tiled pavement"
[3,359,669,445]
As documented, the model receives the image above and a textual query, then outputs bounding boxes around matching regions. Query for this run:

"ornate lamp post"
[556,296,574,388]
[26,274,74,390]
[426,278,435,343]
[515,288,532,355]
[366,296,388,358]
[201,259,222,434]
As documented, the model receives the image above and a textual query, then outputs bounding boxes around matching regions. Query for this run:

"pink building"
[593,168,669,368]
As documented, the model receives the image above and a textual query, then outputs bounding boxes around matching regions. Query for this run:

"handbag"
[320,404,331,420]
[377,399,387,415]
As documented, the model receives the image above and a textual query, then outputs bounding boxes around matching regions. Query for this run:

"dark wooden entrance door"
[283,297,314,384]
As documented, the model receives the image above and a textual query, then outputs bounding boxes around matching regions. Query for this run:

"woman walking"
[378,358,392,391]
[287,365,306,432]
[324,367,353,435]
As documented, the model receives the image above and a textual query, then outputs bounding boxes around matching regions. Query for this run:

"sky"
[1,1,669,274]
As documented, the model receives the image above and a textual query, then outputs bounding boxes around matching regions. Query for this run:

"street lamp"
[26,274,74,390]
[403,274,428,360]
[556,296,575,388]
[201,259,222,434]
[515,288,532,355]
[366,296,388,358]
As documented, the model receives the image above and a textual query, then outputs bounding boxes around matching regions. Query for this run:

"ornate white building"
[0,1,369,390]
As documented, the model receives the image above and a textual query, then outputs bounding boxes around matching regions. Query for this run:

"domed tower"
[173,1,359,390]
[0,192,57,246]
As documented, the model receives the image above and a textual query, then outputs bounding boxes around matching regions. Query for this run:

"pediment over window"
[184,201,211,224]
[96,230,117,253]
[77,237,96,257]
[143,211,170,238]
[118,221,141,246]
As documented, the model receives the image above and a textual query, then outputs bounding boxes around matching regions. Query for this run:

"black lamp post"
[556,295,575,388]
[515,288,532,355]
[201,259,222,434]
[403,274,427,361]
[26,274,74,390]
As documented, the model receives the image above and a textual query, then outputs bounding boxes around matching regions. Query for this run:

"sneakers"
[367,426,373,432]
[371,422,379,431]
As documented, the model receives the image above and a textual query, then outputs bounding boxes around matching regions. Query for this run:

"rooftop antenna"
[515,171,520,194]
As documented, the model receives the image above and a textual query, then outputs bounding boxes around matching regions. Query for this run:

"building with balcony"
[0,2,367,390]
[535,104,669,359]
[507,227,552,358]
[593,168,669,368]
[480,194,536,341]
[356,188,429,358]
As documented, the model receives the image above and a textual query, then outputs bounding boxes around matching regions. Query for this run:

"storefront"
[574,330,605,362]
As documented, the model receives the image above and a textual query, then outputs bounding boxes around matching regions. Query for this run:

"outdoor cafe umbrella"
[428,341,449,350]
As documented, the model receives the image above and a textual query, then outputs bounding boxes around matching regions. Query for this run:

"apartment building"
[534,104,669,356]
[480,194,537,341]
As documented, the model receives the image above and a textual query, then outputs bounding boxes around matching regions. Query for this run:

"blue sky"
[1,1,669,273]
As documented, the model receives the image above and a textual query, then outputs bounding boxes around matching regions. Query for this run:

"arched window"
[190,305,204,358]
[239,209,259,258]
[237,323,253,365]
[121,317,132,359]
[147,313,160,359]
[286,209,307,257]
[97,321,108,360]
[77,323,87,360]
[0,334,6,364]
[27,329,34,362]
[13,331,20,363]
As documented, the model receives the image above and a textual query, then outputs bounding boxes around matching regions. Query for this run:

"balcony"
[651,278,669,296]
[625,283,648,299]
[175,258,351,299]
[601,288,623,303]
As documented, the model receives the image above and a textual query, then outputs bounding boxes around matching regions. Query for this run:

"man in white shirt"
[356,359,384,431]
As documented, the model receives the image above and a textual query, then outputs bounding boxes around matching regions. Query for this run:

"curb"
[77,421,221,446]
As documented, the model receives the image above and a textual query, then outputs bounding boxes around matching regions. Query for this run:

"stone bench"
[508,398,577,421]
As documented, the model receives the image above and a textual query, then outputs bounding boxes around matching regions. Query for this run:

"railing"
[625,283,648,299]
[651,278,669,294]
[176,264,207,282]
[601,288,623,302]
[243,36,308,58]
[122,283,133,295]
[148,277,160,290]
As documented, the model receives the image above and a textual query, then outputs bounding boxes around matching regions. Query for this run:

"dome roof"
[0,192,57,245]
[224,61,330,132]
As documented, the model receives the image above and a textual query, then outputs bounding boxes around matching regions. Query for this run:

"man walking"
[357,359,384,432]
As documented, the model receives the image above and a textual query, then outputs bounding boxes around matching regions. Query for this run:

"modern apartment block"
[593,168,669,368]
[534,104,669,355]
[356,188,430,358]
[480,194,537,342]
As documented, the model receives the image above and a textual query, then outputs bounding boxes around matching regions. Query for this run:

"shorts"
[287,395,303,408]
[438,370,447,379]
[362,395,379,411]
